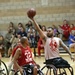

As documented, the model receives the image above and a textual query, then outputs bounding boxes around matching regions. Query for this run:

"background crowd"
[0,19,75,57]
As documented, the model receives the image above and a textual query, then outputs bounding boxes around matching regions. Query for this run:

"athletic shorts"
[23,64,34,74]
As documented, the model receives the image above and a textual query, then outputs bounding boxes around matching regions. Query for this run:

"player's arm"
[12,48,23,73]
[31,52,40,68]
[59,39,75,61]
[70,38,75,43]
[31,18,46,41]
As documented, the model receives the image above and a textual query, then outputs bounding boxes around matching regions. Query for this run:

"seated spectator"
[5,29,13,57]
[17,27,27,37]
[0,35,6,57]
[25,21,33,33]
[69,24,75,34]
[42,25,47,34]
[69,30,75,50]
[59,20,70,39]
[8,34,21,56]
[52,25,60,37]
[16,23,24,33]
[8,22,16,35]
[57,25,63,39]
[37,38,44,56]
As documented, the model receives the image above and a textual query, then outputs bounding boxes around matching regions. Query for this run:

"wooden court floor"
[1,54,75,75]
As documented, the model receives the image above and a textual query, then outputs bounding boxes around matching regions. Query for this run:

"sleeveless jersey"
[44,37,61,60]
[12,44,35,66]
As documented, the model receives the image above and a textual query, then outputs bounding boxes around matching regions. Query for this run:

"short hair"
[20,37,27,44]
[47,27,54,31]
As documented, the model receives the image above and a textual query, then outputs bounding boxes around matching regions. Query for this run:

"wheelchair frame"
[10,66,44,75]
[9,63,74,75]
[0,60,9,75]
[41,64,74,75]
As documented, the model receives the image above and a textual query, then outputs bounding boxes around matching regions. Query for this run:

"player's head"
[46,27,54,37]
[20,37,29,46]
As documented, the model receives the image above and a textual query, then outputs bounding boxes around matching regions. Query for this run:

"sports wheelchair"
[0,60,9,75]
[9,57,74,75]
[41,58,74,75]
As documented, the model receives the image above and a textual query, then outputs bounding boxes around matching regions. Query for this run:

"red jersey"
[12,44,35,66]
[60,24,70,38]
[38,38,43,47]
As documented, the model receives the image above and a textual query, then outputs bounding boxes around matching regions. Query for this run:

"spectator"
[8,34,21,56]
[25,21,33,33]
[57,25,63,39]
[16,23,24,34]
[37,25,47,56]
[8,22,16,35]
[37,38,44,56]
[5,29,13,57]
[27,26,35,47]
[69,24,75,34]
[59,20,70,39]
[42,25,47,35]
[18,27,27,37]
[69,30,75,50]
[0,35,6,57]
[52,25,60,37]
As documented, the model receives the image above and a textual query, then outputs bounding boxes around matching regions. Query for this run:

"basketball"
[27,8,36,18]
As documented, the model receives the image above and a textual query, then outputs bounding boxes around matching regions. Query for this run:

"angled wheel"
[38,69,44,75]
[14,67,44,75]
[0,60,9,75]
[41,64,57,75]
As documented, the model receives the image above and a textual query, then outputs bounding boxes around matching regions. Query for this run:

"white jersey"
[44,37,61,60]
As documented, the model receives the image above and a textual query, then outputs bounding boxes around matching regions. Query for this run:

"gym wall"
[0,0,75,36]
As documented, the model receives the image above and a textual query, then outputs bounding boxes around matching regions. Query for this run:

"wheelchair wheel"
[0,60,9,75]
[38,69,44,75]
[41,64,57,75]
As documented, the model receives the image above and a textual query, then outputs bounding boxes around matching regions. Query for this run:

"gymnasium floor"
[1,53,75,75]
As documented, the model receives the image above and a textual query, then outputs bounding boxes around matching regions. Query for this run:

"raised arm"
[59,39,75,61]
[31,18,46,40]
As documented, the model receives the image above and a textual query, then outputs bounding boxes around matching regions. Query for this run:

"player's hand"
[36,64,40,68]
[19,68,23,74]
[30,17,34,20]
[70,55,75,62]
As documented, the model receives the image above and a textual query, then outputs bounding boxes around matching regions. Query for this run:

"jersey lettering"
[24,50,33,62]
[49,39,57,51]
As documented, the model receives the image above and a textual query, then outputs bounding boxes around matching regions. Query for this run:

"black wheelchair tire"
[0,60,9,75]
